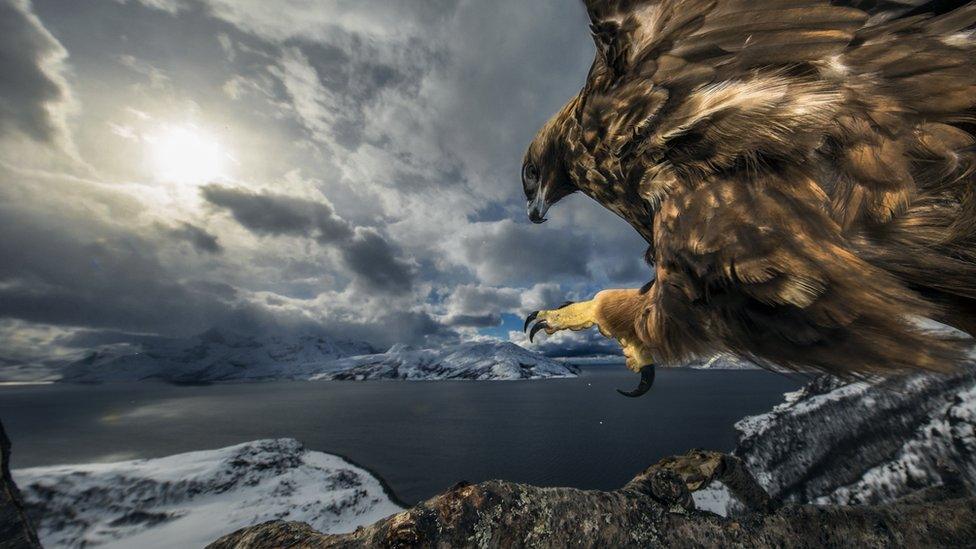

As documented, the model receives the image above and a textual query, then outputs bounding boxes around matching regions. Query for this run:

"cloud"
[0,0,654,369]
[441,284,520,327]
[0,0,75,149]
[340,227,414,294]
[454,220,592,286]
[0,207,252,335]
[201,184,413,293]
[161,222,223,254]
[201,184,353,243]
[0,166,445,358]
[119,0,188,15]
[510,328,623,358]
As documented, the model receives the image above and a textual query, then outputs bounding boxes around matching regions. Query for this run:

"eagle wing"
[576,0,976,375]
[647,170,964,376]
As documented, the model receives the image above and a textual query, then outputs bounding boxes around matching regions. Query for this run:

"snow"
[555,355,626,366]
[60,330,576,383]
[814,383,976,505]
[13,439,403,549]
[553,353,760,369]
[733,364,976,504]
[685,354,761,370]
[690,481,735,517]
[313,341,579,381]
[734,379,869,441]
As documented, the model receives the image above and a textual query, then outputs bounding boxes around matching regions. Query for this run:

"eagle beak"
[527,192,549,224]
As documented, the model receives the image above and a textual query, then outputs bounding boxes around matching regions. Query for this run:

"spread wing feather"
[574,0,976,375]
[646,170,964,376]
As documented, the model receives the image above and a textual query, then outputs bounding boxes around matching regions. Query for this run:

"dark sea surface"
[0,366,803,505]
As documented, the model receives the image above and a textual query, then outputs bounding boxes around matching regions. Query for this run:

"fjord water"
[0,366,802,505]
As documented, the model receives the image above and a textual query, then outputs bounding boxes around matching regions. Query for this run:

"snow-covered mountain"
[13,439,403,549]
[732,364,976,507]
[554,353,759,369]
[314,341,579,381]
[59,332,578,383]
[60,329,375,383]
[685,354,761,370]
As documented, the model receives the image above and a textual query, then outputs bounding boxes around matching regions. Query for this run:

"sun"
[147,125,228,184]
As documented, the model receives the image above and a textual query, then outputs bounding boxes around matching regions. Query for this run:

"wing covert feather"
[644,172,966,376]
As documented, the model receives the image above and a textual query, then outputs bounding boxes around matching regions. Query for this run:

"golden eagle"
[522,0,976,396]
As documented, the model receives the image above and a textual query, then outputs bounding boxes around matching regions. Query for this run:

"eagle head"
[521,99,580,224]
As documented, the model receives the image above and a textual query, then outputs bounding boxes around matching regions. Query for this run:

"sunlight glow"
[147,125,228,184]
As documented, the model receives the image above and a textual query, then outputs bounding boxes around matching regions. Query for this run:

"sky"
[0,0,651,370]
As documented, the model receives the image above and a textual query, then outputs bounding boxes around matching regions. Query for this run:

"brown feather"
[523,0,976,378]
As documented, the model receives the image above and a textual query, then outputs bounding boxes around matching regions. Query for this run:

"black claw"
[523,311,540,332]
[616,365,656,398]
[557,301,575,310]
[529,320,549,342]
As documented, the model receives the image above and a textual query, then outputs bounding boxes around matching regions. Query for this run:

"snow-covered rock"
[554,353,760,369]
[60,329,375,383]
[315,341,579,381]
[690,481,736,517]
[555,355,626,366]
[733,365,976,506]
[13,439,403,549]
[685,354,761,370]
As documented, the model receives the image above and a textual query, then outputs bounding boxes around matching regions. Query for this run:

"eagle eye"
[522,162,539,187]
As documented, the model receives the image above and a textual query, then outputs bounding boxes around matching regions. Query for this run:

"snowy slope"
[685,354,760,370]
[315,341,579,381]
[60,333,576,383]
[733,365,976,506]
[60,329,375,383]
[556,353,759,370]
[13,439,403,549]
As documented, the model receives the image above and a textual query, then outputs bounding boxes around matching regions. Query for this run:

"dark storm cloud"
[460,220,592,286]
[202,185,413,293]
[161,222,223,254]
[0,0,72,144]
[340,227,414,294]
[446,313,501,328]
[201,184,354,243]
[321,309,451,352]
[0,207,261,335]
[0,178,437,349]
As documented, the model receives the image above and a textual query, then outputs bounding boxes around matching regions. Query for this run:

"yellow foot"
[523,300,601,341]
[524,296,657,398]
[619,338,656,374]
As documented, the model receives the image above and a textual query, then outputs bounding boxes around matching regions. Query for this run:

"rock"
[0,420,41,549]
[734,367,976,505]
[207,449,976,548]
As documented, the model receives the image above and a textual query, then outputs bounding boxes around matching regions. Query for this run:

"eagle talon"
[529,320,549,342]
[616,365,656,398]
[523,311,540,332]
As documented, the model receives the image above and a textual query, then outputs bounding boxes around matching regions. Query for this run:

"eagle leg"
[525,289,658,397]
